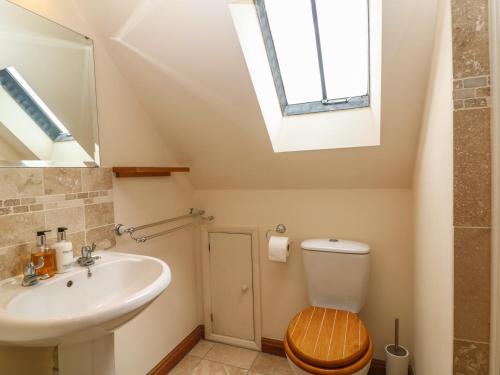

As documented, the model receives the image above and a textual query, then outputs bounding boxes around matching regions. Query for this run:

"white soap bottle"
[53,227,74,273]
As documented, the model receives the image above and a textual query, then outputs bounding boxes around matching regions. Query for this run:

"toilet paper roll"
[268,236,290,263]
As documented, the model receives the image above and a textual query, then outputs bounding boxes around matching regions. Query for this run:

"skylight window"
[255,0,370,116]
[0,67,73,142]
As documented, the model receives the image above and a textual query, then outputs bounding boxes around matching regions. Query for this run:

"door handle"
[241,284,249,292]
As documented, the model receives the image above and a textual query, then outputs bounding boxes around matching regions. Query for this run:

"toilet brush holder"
[385,318,409,375]
[385,344,409,375]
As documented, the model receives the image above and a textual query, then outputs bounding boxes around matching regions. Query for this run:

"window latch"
[321,97,352,105]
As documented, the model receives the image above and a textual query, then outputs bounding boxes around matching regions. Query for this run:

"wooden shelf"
[112,167,190,178]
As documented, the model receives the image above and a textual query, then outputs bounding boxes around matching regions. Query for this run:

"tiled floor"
[170,340,293,375]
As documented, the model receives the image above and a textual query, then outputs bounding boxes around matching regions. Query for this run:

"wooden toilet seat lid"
[284,335,373,375]
[286,307,370,369]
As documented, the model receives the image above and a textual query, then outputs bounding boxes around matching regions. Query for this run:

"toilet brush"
[385,319,409,375]
[395,319,399,352]
[393,319,405,355]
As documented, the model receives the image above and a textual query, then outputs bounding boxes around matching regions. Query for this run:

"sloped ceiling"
[75,0,438,189]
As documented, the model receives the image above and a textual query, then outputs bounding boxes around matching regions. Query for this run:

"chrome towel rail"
[114,208,214,243]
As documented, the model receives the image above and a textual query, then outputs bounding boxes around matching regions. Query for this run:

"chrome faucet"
[22,257,47,287]
[77,243,100,277]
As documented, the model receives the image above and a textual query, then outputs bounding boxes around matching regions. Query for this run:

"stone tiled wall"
[452,0,492,373]
[0,168,116,280]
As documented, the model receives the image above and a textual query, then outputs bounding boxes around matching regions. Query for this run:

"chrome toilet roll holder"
[265,223,287,240]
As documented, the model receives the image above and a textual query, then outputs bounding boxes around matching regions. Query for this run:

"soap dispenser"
[53,227,73,274]
[31,230,56,278]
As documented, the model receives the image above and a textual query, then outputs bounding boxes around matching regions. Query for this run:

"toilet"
[284,239,372,375]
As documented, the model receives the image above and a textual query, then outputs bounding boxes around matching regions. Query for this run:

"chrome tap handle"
[78,243,99,269]
[80,246,90,258]
[22,257,46,287]
[81,243,97,258]
[23,263,35,277]
[23,257,45,276]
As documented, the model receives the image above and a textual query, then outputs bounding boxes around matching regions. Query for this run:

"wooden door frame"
[200,225,262,351]
[491,0,500,372]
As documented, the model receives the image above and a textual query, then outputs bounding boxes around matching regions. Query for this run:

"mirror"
[0,0,100,167]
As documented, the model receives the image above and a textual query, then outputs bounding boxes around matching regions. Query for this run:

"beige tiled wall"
[452,0,492,372]
[0,168,116,280]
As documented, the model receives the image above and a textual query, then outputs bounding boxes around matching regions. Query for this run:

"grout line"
[454,337,490,345]
[181,355,202,375]
[454,106,491,111]
[79,169,83,194]
[203,341,217,359]
[454,74,490,80]
[84,223,115,231]
[454,225,492,229]
[248,349,260,371]
[201,358,252,371]
[201,342,259,372]
[40,169,46,199]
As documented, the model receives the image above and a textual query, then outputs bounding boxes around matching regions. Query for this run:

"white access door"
[209,232,254,341]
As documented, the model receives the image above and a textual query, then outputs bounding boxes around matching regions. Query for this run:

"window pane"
[265,0,323,105]
[316,0,369,99]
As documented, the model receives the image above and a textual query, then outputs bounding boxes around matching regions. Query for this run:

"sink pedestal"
[58,334,115,375]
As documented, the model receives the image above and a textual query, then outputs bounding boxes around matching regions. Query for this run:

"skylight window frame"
[254,0,371,116]
[0,66,74,142]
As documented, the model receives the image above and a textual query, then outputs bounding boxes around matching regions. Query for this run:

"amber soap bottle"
[31,230,56,278]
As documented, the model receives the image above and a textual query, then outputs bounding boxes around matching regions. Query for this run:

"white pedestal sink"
[0,251,171,374]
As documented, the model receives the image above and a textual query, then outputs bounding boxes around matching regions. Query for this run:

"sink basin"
[0,251,171,346]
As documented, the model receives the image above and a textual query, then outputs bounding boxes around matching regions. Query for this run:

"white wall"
[74,0,438,190]
[3,2,201,375]
[412,0,454,373]
[195,189,414,360]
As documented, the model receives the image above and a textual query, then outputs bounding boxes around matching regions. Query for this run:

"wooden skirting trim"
[369,359,385,375]
[261,338,414,375]
[148,325,205,375]
[262,338,286,357]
